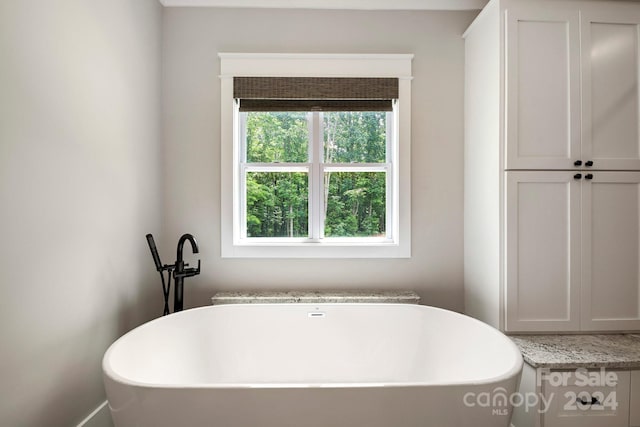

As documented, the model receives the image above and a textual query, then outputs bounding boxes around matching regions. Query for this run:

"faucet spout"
[173,233,201,313]
[177,233,199,262]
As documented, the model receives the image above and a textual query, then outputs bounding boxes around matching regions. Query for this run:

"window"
[241,110,392,241]
[219,54,413,258]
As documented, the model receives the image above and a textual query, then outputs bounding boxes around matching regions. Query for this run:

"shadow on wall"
[19,280,161,427]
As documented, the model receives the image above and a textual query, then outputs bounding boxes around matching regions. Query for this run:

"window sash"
[241,168,310,239]
[239,110,393,242]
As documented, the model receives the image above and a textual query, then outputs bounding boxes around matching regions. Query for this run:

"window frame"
[220,53,413,258]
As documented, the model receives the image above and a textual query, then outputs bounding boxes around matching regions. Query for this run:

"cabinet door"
[505,172,581,332]
[505,6,581,170]
[581,172,640,331]
[543,370,630,427]
[581,6,640,171]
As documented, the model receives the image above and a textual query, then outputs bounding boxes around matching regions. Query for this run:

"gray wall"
[162,8,477,310]
[0,0,163,425]
[0,4,477,424]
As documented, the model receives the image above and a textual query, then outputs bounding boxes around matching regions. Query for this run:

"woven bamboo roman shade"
[234,77,398,112]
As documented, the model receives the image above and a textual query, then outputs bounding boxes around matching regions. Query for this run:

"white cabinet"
[505,172,581,332]
[504,172,640,332]
[543,370,630,427]
[632,370,640,426]
[505,6,581,170]
[464,0,640,332]
[581,8,640,171]
[581,173,640,331]
[505,3,640,171]
[513,366,637,427]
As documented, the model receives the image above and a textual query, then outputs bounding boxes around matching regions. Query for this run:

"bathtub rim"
[102,303,523,390]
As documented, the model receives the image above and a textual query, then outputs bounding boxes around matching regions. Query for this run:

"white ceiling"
[158,0,489,10]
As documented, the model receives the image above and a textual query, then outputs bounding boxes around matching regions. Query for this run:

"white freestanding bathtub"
[103,304,522,427]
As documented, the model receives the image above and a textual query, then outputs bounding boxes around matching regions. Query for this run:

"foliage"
[323,112,386,163]
[324,172,386,237]
[245,111,387,238]
[246,112,307,163]
[246,172,308,238]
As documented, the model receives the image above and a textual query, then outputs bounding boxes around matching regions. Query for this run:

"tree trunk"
[324,113,337,220]
[289,205,293,237]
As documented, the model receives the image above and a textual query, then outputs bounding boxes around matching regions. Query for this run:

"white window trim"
[219,53,413,258]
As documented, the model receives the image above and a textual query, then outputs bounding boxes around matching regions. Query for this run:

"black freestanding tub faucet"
[173,233,200,312]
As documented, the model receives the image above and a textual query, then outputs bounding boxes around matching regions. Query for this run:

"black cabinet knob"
[585,174,593,180]
[585,160,594,167]
[574,173,582,180]
[574,160,582,166]
[576,396,600,406]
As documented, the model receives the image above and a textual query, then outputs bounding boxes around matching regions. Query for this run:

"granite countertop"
[211,290,420,305]
[510,334,640,369]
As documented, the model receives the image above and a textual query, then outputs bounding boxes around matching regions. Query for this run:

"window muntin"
[239,109,394,243]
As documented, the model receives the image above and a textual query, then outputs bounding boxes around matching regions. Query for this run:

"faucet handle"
[189,260,201,276]
[174,260,201,278]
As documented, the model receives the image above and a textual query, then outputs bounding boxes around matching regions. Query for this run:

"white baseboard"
[77,401,113,427]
